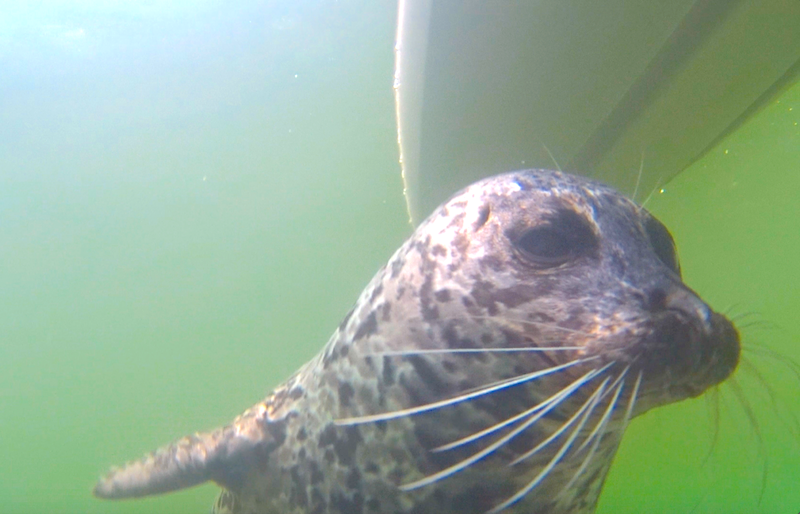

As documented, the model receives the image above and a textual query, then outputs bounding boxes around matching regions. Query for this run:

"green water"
[1,2,798,513]
[598,81,800,513]
[0,2,406,513]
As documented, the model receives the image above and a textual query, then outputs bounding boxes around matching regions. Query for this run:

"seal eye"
[513,209,596,267]
[644,216,681,276]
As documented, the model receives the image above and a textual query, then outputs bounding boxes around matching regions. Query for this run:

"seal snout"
[632,283,740,401]
[658,288,740,386]
[706,311,741,384]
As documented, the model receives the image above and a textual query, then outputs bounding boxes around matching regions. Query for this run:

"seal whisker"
[450,357,603,403]
[638,175,664,210]
[737,358,800,440]
[558,374,627,499]
[721,302,746,318]
[724,306,771,328]
[541,141,562,172]
[366,347,584,357]
[725,377,769,504]
[575,366,629,454]
[489,377,610,513]
[469,314,593,336]
[335,357,596,426]
[509,376,609,467]
[630,150,645,203]
[399,366,611,492]
[700,386,722,469]
[736,320,775,332]
[432,363,613,453]
[742,344,800,382]
[594,364,629,405]
[727,310,761,323]
[620,370,643,434]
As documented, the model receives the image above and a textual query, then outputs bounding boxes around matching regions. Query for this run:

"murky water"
[0,2,797,513]
[0,2,406,513]
[599,79,800,514]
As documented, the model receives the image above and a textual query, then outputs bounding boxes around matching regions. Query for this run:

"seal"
[93,169,740,514]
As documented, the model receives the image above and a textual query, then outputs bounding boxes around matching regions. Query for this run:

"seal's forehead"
[448,169,631,218]
[416,169,646,246]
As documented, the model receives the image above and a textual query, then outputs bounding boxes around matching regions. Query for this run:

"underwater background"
[0,1,797,513]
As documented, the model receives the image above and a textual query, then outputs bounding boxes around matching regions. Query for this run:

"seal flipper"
[94,402,273,500]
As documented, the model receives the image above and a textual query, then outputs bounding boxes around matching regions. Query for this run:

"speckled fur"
[95,170,740,514]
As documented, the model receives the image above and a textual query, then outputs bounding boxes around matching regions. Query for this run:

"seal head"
[94,170,740,514]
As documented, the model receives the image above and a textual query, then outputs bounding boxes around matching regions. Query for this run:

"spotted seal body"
[94,170,740,514]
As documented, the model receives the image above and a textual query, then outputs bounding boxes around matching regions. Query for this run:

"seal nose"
[644,285,712,331]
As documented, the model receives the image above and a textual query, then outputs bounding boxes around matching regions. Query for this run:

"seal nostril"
[660,288,714,332]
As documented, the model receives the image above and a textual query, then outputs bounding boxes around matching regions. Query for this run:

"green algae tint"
[2,1,798,512]
[598,79,800,513]
[0,2,406,513]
